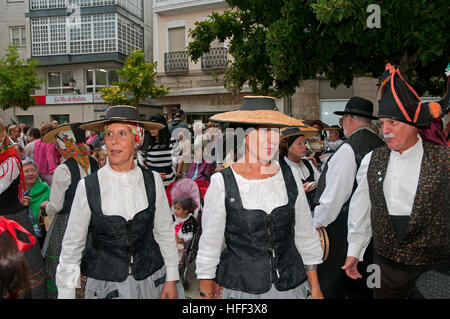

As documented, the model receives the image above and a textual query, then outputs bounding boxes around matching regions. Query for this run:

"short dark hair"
[28,127,41,139]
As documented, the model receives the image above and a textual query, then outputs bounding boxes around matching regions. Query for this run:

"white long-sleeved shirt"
[45,160,91,216]
[312,127,379,228]
[312,143,357,228]
[196,163,323,280]
[56,161,179,298]
[347,135,423,261]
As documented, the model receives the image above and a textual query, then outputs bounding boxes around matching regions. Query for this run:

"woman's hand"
[303,182,317,193]
[160,281,178,299]
[23,195,32,206]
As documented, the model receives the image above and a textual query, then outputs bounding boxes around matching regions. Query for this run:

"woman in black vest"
[196,96,324,299]
[279,126,321,211]
[55,106,183,299]
[39,123,99,299]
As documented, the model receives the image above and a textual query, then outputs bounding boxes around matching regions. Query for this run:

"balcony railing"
[164,51,189,73]
[201,47,227,70]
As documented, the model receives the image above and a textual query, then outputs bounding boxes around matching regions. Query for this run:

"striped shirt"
[145,138,180,186]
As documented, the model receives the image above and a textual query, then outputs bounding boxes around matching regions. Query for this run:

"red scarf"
[0,134,25,204]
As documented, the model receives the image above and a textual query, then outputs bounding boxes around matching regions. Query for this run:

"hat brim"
[80,118,165,132]
[280,126,319,139]
[209,110,307,128]
[305,120,329,128]
[42,124,73,144]
[333,111,378,120]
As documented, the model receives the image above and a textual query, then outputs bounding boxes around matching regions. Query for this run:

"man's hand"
[342,256,362,280]
[160,281,178,299]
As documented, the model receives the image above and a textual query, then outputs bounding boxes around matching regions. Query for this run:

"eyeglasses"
[24,169,37,174]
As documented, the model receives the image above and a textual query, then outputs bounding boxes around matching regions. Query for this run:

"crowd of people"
[1,63,449,300]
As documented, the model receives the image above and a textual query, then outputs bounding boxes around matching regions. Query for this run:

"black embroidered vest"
[80,166,164,282]
[215,161,307,293]
[368,141,450,266]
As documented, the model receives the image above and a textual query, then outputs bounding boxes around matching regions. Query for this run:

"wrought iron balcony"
[164,51,189,73]
[201,47,227,71]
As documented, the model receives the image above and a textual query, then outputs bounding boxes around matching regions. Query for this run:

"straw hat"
[42,122,86,144]
[280,126,319,140]
[80,105,165,132]
[209,96,307,127]
[305,119,329,128]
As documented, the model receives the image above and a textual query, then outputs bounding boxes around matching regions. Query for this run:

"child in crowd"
[172,197,197,271]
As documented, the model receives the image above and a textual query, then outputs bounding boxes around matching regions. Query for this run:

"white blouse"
[56,161,179,298]
[196,163,323,280]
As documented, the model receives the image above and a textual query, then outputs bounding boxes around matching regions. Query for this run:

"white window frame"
[10,26,26,47]
[85,68,119,93]
[47,71,75,95]
[165,19,188,53]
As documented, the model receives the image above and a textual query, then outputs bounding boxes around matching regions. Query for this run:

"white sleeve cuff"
[57,287,76,299]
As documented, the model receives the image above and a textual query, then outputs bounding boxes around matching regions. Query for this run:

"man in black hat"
[312,96,385,299]
[343,64,449,299]
[168,109,189,135]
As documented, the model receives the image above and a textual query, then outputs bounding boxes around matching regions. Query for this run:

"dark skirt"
[2,208,47,299]
[42,213,70,299]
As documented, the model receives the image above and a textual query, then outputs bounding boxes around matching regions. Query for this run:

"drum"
[316,227,329,261]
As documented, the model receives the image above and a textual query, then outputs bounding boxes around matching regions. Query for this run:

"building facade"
[152,0,285,124]
[0,0,157,127]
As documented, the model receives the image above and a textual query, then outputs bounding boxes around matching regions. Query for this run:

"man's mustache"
[383,133,396,139]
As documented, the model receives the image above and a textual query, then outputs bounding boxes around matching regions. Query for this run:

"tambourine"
[316,227,329,261]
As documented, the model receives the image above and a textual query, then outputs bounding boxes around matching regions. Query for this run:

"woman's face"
[10,127,20,140]
[246,126,280,163]
[287,135,307,162]
[23,163,38,189]
[104,122,136,172]
[329,130,339,142]
[149,129,159,137]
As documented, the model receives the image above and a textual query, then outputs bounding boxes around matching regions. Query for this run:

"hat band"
[386,64,422,124]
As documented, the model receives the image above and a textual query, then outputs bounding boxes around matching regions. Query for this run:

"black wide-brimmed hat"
[42,122,86,144]
[209,96,307,127]
[80,105,165,131]
[377,64,441,127]
[334,96,378,120]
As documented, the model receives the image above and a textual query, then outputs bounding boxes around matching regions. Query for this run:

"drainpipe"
[287,94,292,116]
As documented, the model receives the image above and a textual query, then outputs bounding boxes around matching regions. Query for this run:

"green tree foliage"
[188,0,449,98]
[0,44,43,111]
[100,49,169,106]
